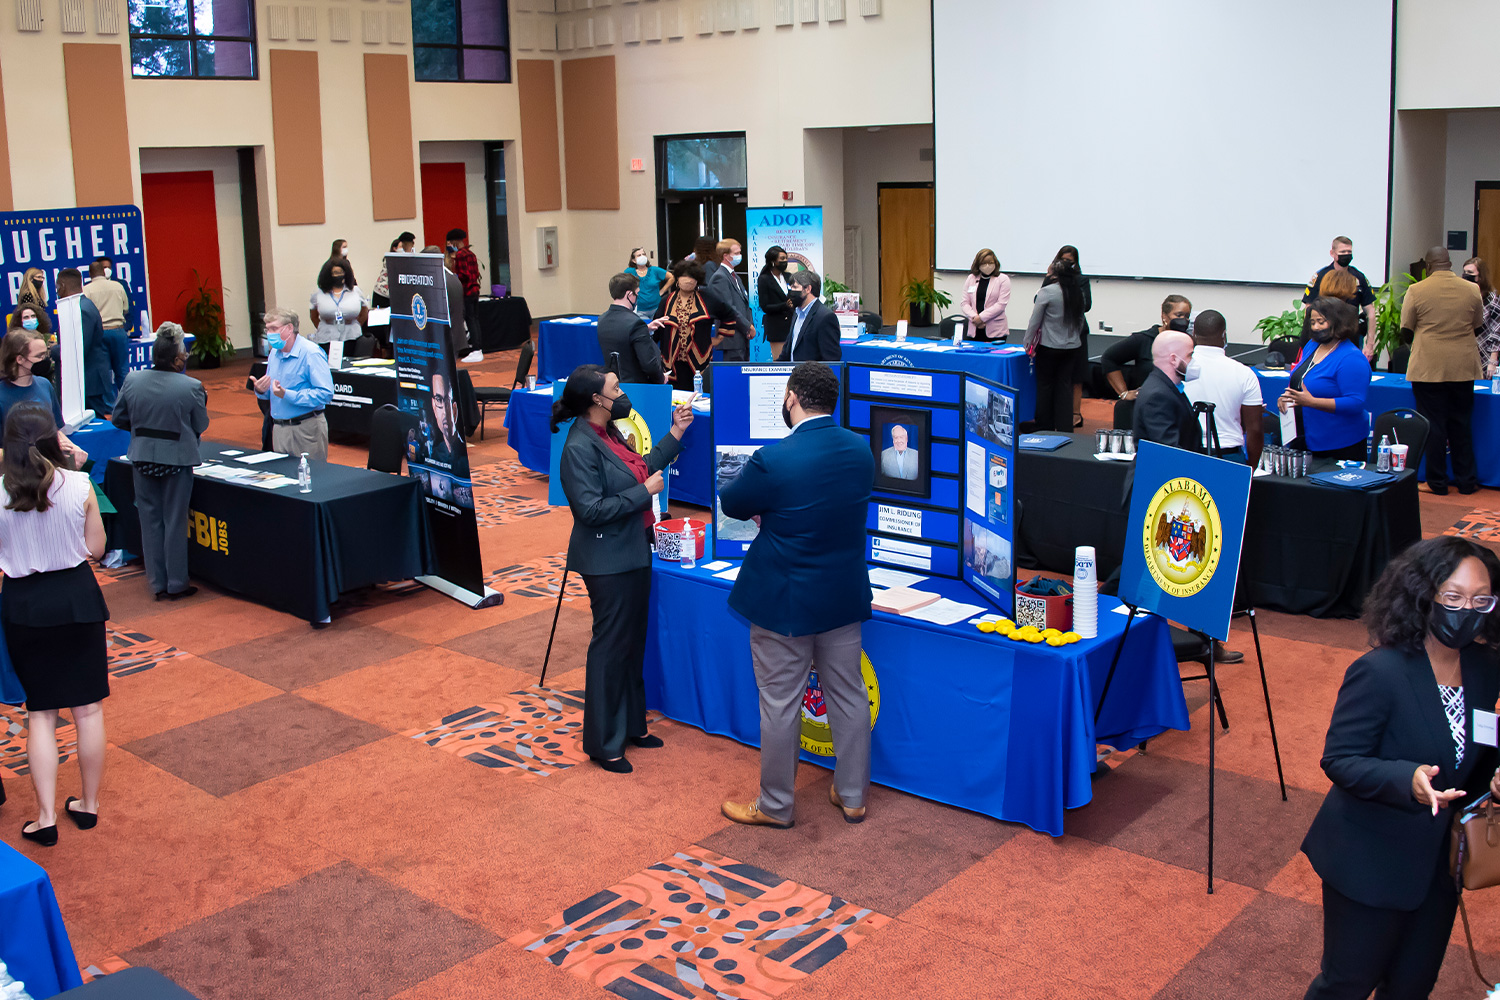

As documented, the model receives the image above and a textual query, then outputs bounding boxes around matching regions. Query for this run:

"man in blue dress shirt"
[249,306,333,461]
[718,362,876,828]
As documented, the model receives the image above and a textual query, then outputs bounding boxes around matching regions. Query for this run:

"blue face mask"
[20,318,38,331]
[265,332,284,350]
[730,254,743,267]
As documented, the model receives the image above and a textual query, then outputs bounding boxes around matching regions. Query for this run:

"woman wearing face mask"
[554,365,695,774]
[757,246,794,357]
[1277,297,1371,461]
[625,247,672,325]
[651,261,739,391]
[308,256,369,350]
[1022,257,1087,431]
[11,269,48,333]
[1102,295,1191,402]
[961,248,1011,342]
[1302,535,1500,999]
[0,328,83,464]
[1463,257,1500,378]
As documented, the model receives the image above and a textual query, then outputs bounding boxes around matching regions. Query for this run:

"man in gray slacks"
[717,362,876,827]
[111,324,210,600]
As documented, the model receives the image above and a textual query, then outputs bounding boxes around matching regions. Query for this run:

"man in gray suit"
[880,424,920,480]
[704,237,753,361]
[111,324,210,601]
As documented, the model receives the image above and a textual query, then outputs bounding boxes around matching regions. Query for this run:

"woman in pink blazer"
[961,249,1011,341]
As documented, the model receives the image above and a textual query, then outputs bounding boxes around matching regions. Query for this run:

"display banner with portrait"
[386,252,486,600]
[1120,441,1251,641]
[547,381,675,510]
[746,206,823,361]
[960,374,1018,615]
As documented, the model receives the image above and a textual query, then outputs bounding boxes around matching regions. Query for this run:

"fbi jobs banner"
[387,253,485,598]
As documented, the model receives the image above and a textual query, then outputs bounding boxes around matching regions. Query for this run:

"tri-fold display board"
[711,362,1017,615]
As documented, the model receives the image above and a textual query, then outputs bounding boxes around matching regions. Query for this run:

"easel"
[1096,409,1286,894]
[538,565,570,687]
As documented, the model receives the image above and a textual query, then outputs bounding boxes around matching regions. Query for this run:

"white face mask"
[103,267,112,279]
[634,255,649,267]
[980,264,996,276]
[1178,357,1201,382]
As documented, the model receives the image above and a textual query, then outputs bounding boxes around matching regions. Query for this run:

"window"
[413,0,510,83]
[128,0,256,79]
[662,136,749,191]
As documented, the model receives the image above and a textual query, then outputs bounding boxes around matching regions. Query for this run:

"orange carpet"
[0,358,1497,999]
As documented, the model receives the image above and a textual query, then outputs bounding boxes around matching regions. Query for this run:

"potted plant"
[899,276,951,327]
[1372,273,1417,370]
[180,270,232,369]
[1253,299,1305,345]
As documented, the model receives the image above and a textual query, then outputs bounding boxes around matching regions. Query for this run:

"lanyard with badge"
[333,289,349,332]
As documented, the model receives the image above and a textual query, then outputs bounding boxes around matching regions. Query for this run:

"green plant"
[821,276,858,307]
[899,277,952,319]
[1253,299,1305,344]
[1372,273,1418,362]
[179,270,232,362]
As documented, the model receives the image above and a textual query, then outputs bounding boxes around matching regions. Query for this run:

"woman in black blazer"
[756,245,794,358]
[1303,536,1500,998]
[555,365,694,774]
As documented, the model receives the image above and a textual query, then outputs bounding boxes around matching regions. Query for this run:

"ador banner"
[746,206,823,361]
[386,252,491,604]
[0,205,148,335]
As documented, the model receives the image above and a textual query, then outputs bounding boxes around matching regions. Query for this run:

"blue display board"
[548,380,675,510]
[0,205,148,335]
[746,206,823,361]
[710,361,843,558]
[1119,441,1252,641]
[960,374,1018,615]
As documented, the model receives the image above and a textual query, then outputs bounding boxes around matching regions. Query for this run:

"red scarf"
[587,420,652,531]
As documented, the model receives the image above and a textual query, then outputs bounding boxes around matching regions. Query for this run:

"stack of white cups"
[1073,546,1099,639]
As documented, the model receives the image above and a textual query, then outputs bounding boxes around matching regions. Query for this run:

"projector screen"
[933,0,1394,285]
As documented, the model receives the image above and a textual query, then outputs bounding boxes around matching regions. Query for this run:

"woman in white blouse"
[308,256,369,347]
[0,402,108,846]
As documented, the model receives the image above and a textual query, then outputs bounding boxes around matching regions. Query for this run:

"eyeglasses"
[1437,591,1498,613]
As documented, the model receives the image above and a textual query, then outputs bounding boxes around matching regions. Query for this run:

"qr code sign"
[1015,594,1048,629]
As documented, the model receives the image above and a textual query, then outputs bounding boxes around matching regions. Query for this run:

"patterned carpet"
[4,359,1500,999]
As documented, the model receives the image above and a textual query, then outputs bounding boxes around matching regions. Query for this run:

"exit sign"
[630,158,645,172]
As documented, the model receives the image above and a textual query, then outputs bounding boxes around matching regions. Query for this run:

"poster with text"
[0,206,148,335]
[746,207,823,361]
[387,252,484,597]
[548,381,674,511]
[960,375,1018,614]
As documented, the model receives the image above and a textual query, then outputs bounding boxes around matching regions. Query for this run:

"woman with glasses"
[1302,536,1500,998]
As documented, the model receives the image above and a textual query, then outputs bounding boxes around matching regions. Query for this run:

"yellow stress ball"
[1023,630,1045,643]
[976,620,996,633]
[1041,628,1062,639]
[997,621,1016,635]
[1046,636,1064,646]
[1062,632,1081,643]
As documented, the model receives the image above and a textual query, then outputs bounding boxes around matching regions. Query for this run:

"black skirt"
[2,563,109,712]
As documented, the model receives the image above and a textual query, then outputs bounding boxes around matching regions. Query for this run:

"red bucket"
[655,517,706,561]
[1014,581,1073,632]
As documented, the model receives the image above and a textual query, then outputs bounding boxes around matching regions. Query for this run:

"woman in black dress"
[0,403,109,846]
[756,246,794,359]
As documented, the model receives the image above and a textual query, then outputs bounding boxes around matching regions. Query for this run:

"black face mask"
[604,392,632,420]
[331,277,345,289]
[774,260,787,272]
[28,356,53,381]
[782,398,794,429]
[1431,604,1486,649]
[1465,273,1479,283]
[1336,252,1353,268]
[1167,317,1190,333]
[1311,326,1337,344]
[786,288,803,307]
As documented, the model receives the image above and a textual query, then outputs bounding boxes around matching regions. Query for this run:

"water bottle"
[298,452,311,493]
[1376,434,1391,473]
[1492,373,1499,396]
[693,369,703,398]
[680,521,695,569]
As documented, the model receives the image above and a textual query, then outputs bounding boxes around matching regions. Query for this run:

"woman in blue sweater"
[1278,298,1371,461]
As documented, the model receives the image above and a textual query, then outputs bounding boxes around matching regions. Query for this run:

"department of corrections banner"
[386,252,485,598]
[746,207,823,361]
[0,206,148,335]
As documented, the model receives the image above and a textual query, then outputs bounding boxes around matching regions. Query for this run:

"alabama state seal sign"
[1142,477,1222,598]
[799,652,880,756]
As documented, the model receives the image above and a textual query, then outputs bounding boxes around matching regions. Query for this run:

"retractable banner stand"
[55,293,88,429]
[746,207,823,361]
[386,252,499,608]
[0,206,149,334]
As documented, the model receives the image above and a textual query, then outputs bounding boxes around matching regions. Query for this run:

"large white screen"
[934,0,1393,284]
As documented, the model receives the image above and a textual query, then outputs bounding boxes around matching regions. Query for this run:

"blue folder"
[1018,434,1072,452]
[1308,468,1397,491]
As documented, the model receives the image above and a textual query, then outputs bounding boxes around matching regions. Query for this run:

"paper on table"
[1279,405,1298,445]
[868,567,928,589]
[713,566,741,581]
[903,598,987,626]
[702,560,733,571]
[219,449,245,456]
[235,452,289,464]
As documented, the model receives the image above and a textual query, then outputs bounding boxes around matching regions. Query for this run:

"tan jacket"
[1402,270,1485,382]
[82,276,129,330]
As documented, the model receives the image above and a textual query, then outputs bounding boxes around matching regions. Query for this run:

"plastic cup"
[1390,444,1408,471]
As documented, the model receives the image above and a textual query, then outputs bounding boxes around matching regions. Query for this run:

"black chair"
[1372,407,1430,465]
[1267,337,1301,368]
[859,310,883,335]
[453,369,481,439]
[475,339,535,440]
[1112,398,1135,430]
[1387,344,1412,374]
[346,333,378,359]
[1171,627,1229,731]
[939,314,965,341]
[367,404,407,474]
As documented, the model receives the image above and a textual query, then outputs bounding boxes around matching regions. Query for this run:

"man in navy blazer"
[777,271,842,363]
[718,362,875,828]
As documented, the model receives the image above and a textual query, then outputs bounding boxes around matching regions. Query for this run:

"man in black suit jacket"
[596,273,665,384]
[1131,330,1202,452]
[777,271,842,362]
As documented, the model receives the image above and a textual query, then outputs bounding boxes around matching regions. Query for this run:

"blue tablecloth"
[537,317,602,383]
[72,418,131,484]
[502,384,714,506]
[644,556,1188,836]
[1255,368,1500,486]
[843,336,1036,421]
[0,841,82,997]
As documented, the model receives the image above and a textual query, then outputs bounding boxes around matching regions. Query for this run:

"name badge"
[1475,709,1499,748]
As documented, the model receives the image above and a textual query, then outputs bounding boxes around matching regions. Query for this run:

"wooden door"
[878,184,934,325]
[1477,185,1500,272]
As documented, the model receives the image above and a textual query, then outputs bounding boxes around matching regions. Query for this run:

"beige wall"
[1395,0,1500,110]
[842,124,933,307]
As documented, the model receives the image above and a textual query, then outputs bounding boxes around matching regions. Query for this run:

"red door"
[140,171,223,330]
[420,162,468,250]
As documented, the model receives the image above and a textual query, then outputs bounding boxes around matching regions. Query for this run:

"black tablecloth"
[56,968,201,998]
[104,443,430,621]
[327,367,398,435]
[476,296,531,351]
[1015,433,1421,619]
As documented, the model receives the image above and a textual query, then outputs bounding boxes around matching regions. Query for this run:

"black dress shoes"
[65,796,98,830]
[166,586,199,601]
[592,756,634,774]
[629,734,664,749]
[21,822,57,846]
